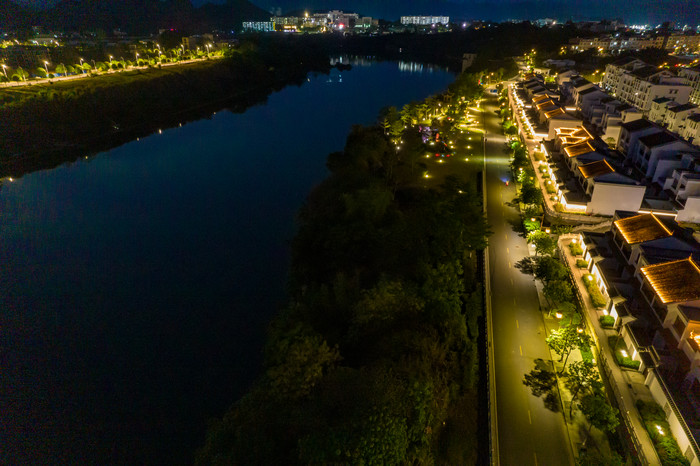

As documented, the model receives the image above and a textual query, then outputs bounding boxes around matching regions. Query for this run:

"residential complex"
[568,33,700,54]
[572,214,700,465]
[602,57,692,112]
[509,53,700,463]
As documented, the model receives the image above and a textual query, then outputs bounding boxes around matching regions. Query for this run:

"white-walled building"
[603,59,692,112]
[680,66,700,106]
[682,114,700,145]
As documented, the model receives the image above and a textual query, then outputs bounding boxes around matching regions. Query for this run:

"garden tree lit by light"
[546,325,592,373]
[527,230,556,256]
[564,360,602,417]
[578,393,619,440]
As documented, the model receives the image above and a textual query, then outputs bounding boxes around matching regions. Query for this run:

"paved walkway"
[558,234,661,465]
[0,57,221,88]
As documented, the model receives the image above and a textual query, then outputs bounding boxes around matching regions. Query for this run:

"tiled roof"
[532,94,551,103]
[578,160,615,178]
[641,257,700,304]
[564,141,596,157]
[688,114,700,122]
[572,127,594,139]
[614,213,673,245]
[545,108,566,119]
[536,100,557,110]
[639,131,678,148]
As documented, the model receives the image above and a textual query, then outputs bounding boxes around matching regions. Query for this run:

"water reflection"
[330,56,447,74]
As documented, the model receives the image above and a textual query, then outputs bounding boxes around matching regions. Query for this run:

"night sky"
[10,0,700,28]
[256,0,700,24]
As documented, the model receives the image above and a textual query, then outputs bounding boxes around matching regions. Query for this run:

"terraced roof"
[578,160,615,178]
[564,141,596,157]
[545,108,566,119]
[614,213,673,244]
[641,257,700,304]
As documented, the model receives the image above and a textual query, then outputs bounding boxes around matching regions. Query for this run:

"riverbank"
[196,73,490,464]
[0,38,332,178]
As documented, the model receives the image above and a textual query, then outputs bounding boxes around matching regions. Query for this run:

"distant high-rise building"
[400,16,449,26]
[242,21,275,33]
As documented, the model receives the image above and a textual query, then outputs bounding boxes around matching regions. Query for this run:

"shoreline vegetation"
[0,22,580,178]
[0,36,334,178]
[195,73,491,464]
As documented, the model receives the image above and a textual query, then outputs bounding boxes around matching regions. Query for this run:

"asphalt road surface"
[482,91,574,466]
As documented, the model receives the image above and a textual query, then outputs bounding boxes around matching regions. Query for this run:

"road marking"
[519,345,523,356]
[510,278,514,286]
[534,452,538,466]
[513,298,517,305]
[506,247,509,254]
[528,410,532,424]
[505,233,508,240]
[508,262,512,268]
[516,319,519,329]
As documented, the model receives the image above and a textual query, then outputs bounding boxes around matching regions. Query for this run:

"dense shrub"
[583,274,607,308]
[599,315,615,328]
[636,400,689,466]
[554,203,564,212]
[197,79,491,465]
[534,152,546,161]
[569,242,583,256]
[576,259,588,268]
[608,336,641,370]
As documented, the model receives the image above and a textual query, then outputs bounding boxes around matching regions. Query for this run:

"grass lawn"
[420,129,483,189]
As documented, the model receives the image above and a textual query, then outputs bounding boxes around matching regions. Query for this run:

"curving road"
[482,90,574,465]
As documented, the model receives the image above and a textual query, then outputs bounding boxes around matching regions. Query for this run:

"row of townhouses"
[509,58,700,464]
[568,33,700,54]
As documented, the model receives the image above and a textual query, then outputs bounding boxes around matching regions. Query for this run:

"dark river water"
[0,60,454,465]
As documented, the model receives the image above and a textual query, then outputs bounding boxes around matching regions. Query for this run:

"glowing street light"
[43,60,49,76]
[1,64,7,81]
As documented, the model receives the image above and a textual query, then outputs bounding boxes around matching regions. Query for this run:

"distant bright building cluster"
[400,16,450,26]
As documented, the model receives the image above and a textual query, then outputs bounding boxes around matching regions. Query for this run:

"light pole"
[1,64,7,81]
[135,52,139,66]
[109,55,113,70]
[79,57,85,74]
[43,60,49,77]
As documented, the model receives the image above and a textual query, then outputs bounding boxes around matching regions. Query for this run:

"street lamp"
[43,60,49,76]
[1,64,7,81]
[79,57,85,73]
